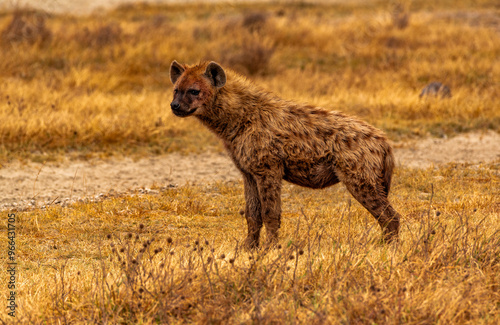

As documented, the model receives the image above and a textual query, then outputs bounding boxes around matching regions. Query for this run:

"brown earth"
[1,131,499,211]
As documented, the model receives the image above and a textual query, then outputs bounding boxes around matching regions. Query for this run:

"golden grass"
[4,163,499,323]
[0,1,499,162]
[1,1,499,323]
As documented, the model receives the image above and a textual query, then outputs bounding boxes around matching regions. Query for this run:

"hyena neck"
[197,74,261,143]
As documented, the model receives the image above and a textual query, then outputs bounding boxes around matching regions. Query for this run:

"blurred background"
[0,0,498,162]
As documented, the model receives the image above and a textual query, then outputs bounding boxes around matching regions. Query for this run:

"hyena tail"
[382,147,395,196]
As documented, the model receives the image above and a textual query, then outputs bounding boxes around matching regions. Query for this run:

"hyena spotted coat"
[169,61,400,248]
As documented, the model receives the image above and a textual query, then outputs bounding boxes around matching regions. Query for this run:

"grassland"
[7,163,500,323]
[0,0,499,162]
[1,0,500,323]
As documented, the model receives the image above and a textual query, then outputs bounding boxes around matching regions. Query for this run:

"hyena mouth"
[171,107,197,117]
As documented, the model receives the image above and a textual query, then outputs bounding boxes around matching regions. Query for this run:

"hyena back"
[170,60,400,248]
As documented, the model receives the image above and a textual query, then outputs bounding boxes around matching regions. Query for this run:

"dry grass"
[0,1,499,162]
[1,1,499,322]
[3,162,499,323]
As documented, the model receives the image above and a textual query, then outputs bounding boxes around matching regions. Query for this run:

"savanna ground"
[0,0,499,323]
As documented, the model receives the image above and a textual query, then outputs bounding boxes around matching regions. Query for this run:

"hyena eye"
[189,89,200,96]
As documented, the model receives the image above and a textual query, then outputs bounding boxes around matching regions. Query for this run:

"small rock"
[419,82,452,99]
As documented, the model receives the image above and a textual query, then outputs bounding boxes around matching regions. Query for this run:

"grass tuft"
[74,23,123,49]
[391,1,411,30]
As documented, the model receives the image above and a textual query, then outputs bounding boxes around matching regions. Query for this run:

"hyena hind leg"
[345,183,400,243]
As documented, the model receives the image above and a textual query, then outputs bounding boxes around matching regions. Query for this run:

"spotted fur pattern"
[170,60,400,248]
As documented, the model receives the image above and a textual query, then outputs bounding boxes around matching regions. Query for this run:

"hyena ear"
[170,60,185,84]
[204,61,226,88]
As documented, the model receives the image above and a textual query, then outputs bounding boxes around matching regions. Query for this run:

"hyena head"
[169,61,226,117]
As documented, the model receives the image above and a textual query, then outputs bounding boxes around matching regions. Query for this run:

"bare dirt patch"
[2,0,263,15]
[1,131,499,211]
[1,152,241,211]
[395,131,500,168]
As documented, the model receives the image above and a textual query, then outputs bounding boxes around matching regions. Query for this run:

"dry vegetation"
[0,0,499,162]
[5,163,500,323]
[1,0,500,323]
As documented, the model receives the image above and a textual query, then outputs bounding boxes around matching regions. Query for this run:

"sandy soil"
[393,131,500,168]
[4,0,169,14]
[1,131,499,211]
[4,0,350,14]
[3,0,275,15]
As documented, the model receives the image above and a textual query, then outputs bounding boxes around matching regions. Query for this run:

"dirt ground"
[3,0,163,14]
[3,0,259,14]
[1,2,499,210]
[1,131,499,211]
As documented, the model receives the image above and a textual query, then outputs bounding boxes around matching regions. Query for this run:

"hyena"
[170,61,400,248]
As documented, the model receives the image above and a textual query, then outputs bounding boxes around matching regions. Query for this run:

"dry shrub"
[222,39,274,76]
[135,14,171,37]
[242,11,269,32]
[1,10,52,45]
[275,9,286,17]
[192,24,213,41]
[383,36,406,49]
[75,23,123,48]
[391,1,411,30]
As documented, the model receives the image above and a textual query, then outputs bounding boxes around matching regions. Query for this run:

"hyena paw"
[244,236,259,250]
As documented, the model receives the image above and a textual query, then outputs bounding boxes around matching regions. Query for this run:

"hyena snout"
[170,100,195,117]
[170,101,180,111]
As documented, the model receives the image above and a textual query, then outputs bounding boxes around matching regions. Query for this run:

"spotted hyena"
[169,61,401,248]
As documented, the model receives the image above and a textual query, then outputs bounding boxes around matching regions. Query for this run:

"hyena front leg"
[254,173,282,246]
[345,182,400,242]
[243,173,263,249]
